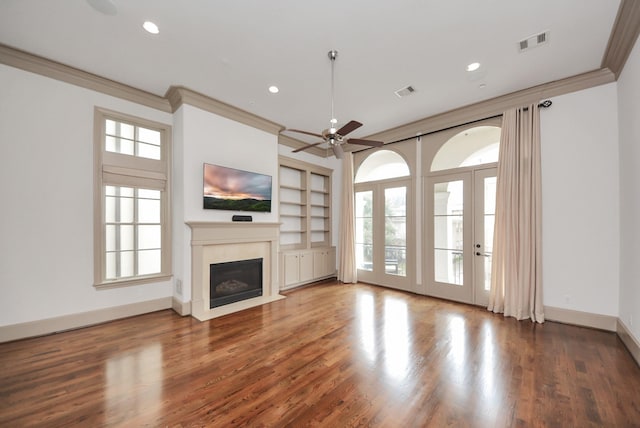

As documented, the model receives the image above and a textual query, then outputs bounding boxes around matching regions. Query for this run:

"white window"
[94,108,171,287]
[430,126,500,172]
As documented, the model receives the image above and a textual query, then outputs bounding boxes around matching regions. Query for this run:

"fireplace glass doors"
[209,258,263,308]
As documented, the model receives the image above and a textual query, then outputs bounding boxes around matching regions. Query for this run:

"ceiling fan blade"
[336,120,363,137]
[285,129,325,139]
[347,138,384,147]
[332,144,344,159]
[292,141,324,153]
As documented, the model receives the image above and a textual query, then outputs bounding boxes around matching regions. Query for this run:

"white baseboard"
[617,319,640,367]
[0,297,172,343]
[544,306,617,331]
[172,297,191,316]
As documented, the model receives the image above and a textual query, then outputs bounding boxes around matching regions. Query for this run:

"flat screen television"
[203,163,272,213]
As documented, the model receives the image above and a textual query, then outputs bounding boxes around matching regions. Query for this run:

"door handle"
[476,252,491,257]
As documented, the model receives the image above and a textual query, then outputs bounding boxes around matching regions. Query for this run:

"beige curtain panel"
[338,152,357,283]
[488,104,544,323]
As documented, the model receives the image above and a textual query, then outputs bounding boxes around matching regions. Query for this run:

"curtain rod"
[362,100,553,147]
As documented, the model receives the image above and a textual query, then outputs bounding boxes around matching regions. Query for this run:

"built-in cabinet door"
[299,251,314,282]
[313,250,326,278]
[312,248,335,277]
[283,253,300,286]
[281,248,336,289]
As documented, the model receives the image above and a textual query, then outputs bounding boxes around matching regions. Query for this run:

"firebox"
[209,258,263,308]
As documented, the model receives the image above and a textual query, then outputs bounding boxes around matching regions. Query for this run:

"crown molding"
[357,67,615,148]
[0,43,171,113]
[0,31,623,157]
[278,133,329,158]
[601,0,640,79]
[165,86,284,135]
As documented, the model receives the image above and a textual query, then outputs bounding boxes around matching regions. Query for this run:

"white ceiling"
[0,0,621,143]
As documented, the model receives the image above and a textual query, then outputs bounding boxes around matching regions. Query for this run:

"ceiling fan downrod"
[285,49,384,158]
[328,50,338,134]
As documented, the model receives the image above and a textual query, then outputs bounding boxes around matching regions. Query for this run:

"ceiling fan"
[285,50,384,159]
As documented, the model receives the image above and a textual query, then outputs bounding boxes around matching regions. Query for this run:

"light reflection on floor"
[355,289,413,383]
[447,314,467,386]
[383,297,410,381]
[478,319,501,417]
[356,291,377,362]
[105,343,163,422]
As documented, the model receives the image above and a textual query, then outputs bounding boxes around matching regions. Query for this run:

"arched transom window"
[355,150,410,183]
[431,126,500,172]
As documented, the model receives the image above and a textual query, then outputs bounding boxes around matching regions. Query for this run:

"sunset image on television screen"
[203,164,272,212]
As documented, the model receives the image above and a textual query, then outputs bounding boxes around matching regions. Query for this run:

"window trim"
[93,107,172,288]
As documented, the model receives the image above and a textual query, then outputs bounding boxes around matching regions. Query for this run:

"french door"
[355,179,411,291]
[425,167,496,305]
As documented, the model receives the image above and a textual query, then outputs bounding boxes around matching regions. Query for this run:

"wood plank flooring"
[1,282,639,427]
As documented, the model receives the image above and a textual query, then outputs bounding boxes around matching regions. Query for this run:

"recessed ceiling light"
[143,21,159,34]
[268,86,279,94]
[466,62,481,72]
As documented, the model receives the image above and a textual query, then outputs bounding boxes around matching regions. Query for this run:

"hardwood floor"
[1,282,639,427]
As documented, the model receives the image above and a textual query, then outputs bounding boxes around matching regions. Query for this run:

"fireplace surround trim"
[186,222,284,321]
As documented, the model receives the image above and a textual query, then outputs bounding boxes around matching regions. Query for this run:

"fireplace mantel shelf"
[187,222,280,246]
[186,221,281,227]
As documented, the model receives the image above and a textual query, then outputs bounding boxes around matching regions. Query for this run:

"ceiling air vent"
[518,30,550,53]
[395,85,416,98]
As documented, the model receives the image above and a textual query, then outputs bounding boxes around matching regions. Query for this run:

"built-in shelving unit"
[279,157,333,250]
[309,171,331,247]
[278,156,335,289]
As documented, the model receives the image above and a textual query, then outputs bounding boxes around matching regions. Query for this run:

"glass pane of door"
[384,187,406,276]
[473,169,497,306]
[433,180,464,285]
[355,191,373,271]
[483,175,496,291]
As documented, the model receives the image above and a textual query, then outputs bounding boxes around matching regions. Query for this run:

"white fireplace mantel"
[186,222,284,321]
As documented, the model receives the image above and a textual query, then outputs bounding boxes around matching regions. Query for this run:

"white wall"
[540,82,620,316]
[0,64,174,326]
[174,104,280,302]
[617,37,640,341]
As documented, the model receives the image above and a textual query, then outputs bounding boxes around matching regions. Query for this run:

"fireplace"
[187,221,284,321]
[210,258,263,308]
